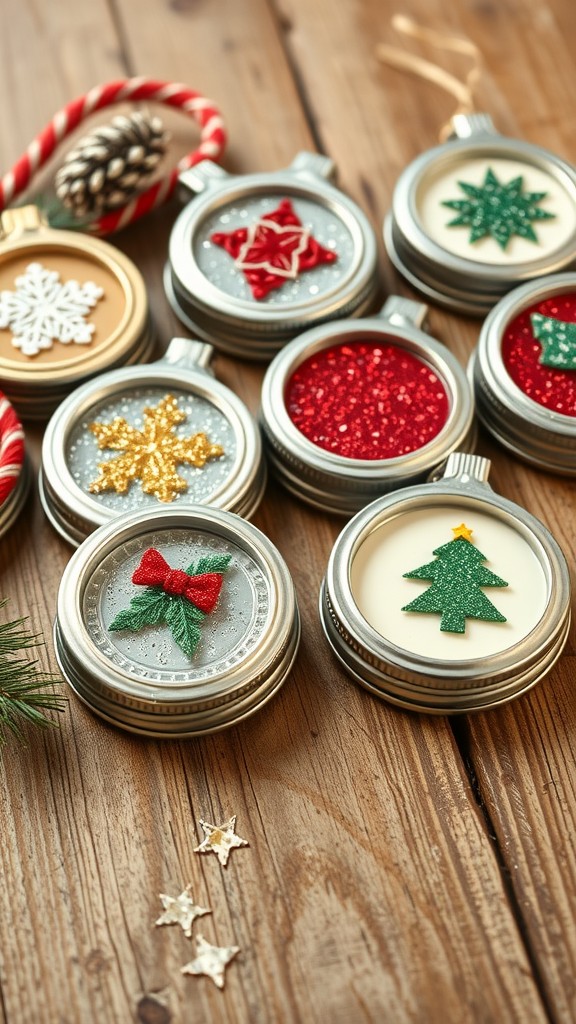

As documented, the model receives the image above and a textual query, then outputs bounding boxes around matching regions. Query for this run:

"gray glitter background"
[83,528,270,682]
[66,387,237,513]
[195,194,357,304]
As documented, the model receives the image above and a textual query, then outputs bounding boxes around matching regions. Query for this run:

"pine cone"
[54,111,169,219]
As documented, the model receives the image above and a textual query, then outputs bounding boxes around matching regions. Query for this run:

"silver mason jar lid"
[54,505,300,737]
[40,337,266,546]
[384,114,576,316]
[472,273,576,473]
[320,452,571,713]
[259,296,475,515]
[164,152,380,359]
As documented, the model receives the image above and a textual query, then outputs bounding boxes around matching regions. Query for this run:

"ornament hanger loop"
[0,78,226,236]
[376,15,483,141]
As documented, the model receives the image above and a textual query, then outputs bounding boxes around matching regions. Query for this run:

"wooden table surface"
[2,1,576,1021]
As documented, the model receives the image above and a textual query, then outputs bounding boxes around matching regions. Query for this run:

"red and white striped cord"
[0,394,25,507]
[0,78,226,236]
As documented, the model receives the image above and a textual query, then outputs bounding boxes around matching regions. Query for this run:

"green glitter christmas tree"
[402,524,508,634]
[531,312,576,370]
[442,167,554,250]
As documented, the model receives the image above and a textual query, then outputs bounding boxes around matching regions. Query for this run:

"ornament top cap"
[449,112,498,140]
[442,452,491,484]
[0,205,46,241]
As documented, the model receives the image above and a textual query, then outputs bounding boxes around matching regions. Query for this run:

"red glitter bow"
[132,548,223,613]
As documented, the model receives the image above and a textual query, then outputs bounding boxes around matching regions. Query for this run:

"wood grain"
[0,0,575,1021]
[275,2,576,1019]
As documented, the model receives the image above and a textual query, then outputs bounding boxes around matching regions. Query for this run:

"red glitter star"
[211,198,337,300]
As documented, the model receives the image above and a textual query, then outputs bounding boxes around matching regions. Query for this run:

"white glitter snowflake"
[0,262,104,357]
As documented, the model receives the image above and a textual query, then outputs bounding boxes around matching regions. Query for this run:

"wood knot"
[83,948,111,976]
[137,994,172,1024]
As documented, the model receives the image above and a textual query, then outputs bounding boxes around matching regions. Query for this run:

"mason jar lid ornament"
[0,78,227,417]
[378,20,576,315]
[0,390,30,539]
[164,152,380,360]
[0,205,153,418]
[55,505,300,737]
[40,337,266,546]
[260,296,474,515]
[472,273,576,473]
[320,452,570,713]
[384,113,576,315]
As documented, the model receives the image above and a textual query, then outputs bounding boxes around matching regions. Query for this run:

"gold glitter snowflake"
[88,394,224,502]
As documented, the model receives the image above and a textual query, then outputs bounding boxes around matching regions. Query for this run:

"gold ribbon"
[376,15,483,140]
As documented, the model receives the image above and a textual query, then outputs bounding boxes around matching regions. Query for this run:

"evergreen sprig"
[0,600,67,748]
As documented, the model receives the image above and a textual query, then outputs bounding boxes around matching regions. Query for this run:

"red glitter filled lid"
[501,292,576,417]
[473,274,576,474]
[261,299,475,515]
[285,340,450,460]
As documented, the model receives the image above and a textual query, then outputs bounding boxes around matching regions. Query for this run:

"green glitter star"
[531,312,576,370]
[442,167,554,250]
[402,526,508,634]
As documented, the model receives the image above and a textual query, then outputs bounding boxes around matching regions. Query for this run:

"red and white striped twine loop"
[0,393,25,507]
[0,78,226,236]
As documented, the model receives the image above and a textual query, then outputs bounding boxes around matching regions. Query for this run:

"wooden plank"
[110,0,553,1016]
[274,0,576,1019]
[0,0,125,157]
[111,0,316,173]
[0,0,565,1022]
[460,671,576,1023]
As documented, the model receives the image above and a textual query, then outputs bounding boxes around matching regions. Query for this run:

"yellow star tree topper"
[88,394,224,502]
[452,523,473,541]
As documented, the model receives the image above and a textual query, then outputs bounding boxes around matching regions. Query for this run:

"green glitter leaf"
[188,554,233,575]
[109,590,171,633]
[531,312,576,370]
[402,535,508,634]
[164,599,204,658]
[442,166,555,250]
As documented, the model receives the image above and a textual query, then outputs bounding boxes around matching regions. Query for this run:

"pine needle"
[0,600,67,748]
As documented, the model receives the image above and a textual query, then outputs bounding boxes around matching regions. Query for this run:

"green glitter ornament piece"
[531,312,576,370]
[402,528,508,634]
[442,167,554,250]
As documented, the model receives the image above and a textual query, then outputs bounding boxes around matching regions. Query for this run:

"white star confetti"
[181,934,240,989]
[194,814,249,867]
[0,261,103,357]
[155,884,211,938]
